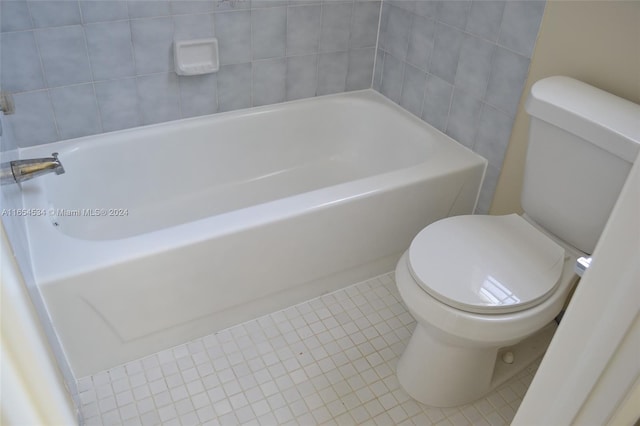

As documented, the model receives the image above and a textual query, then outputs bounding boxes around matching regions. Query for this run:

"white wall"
[1,225,77,425]
[492,1,640,214]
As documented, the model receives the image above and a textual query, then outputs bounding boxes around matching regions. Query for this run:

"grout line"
[370,0,384,89]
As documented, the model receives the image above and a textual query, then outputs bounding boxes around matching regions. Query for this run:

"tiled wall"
[0,0,381,147]
[373,0,545,213]
[1,0,547,212]
[0,0,549,213]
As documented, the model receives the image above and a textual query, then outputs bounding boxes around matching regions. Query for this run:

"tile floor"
[77,273,539,426]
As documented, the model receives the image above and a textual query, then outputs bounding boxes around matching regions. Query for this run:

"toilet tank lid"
[526,76,640,163]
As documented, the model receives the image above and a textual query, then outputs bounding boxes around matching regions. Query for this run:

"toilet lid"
[408,214,565,314]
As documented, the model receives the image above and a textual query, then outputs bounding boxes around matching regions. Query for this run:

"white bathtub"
[19,90,486,377]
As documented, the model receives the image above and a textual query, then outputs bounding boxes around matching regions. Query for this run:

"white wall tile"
[178,74,218,118]
[319,2,353,53]
[28,0,81,28]
[1,31,44,92]
[286,5,322,55]
[131,17,175,75]
[379,3,412,61]
[1,1,33,32]
[217,62,252,112]
[5,90,58,147]
[50,84,102,139]
[498,0,546,58]
[127,1,171,19]
[80,1,129,24]
[317,51,349,96]
[400,63,427,117]
[85,21,135,81]
[251,6,287,60]
[136,73,181,125]
[94,78,140,132]
[215,10,252,65]
[172,13,215,41]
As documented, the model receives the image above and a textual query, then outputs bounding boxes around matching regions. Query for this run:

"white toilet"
[395,76,640,407]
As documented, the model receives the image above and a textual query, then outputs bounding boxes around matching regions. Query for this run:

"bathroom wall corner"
[490,0,640,215]
[372,0,546,212]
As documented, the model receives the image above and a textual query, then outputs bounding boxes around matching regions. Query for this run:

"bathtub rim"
[23,157,484,284]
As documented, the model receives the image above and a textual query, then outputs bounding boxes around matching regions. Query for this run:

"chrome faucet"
[1,152,65,185]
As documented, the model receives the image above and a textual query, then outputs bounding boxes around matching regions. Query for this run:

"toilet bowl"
[394,76,640,407]
[395,214,578,407]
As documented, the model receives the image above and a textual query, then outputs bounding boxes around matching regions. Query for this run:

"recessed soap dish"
[174,38,219,76]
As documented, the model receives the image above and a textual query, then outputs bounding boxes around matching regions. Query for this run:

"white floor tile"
[78,273,539,425]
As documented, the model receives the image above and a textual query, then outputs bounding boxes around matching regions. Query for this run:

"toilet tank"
[522,76,640,254]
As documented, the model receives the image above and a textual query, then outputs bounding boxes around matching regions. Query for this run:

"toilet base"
[397,321,557,407]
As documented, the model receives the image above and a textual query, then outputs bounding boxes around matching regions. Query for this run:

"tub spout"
[1,152,65,185]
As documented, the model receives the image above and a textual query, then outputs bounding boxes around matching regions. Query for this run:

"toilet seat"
[408,214,565,314]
